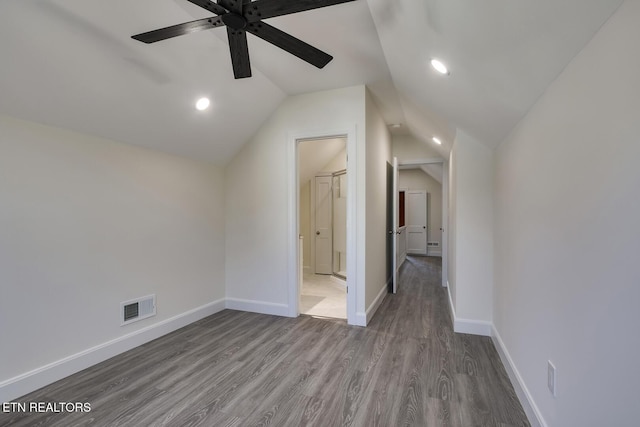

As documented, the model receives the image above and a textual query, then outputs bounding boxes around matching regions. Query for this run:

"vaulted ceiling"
[0,0,623,165]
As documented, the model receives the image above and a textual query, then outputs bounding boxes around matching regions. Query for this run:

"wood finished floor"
[2,256,529,427]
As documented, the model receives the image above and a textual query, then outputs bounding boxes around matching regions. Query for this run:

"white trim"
[441,161,449,287]
[288,127,358,325]
[398,157,445,166]
[454,318,492,336]
[492,326,547,427]
[354,312,367,326]
[392,157,398,293]
[445,283,491,336]
[428,250,442,256]
[0,299,225,402]
[309,174,317,275]
[446,280,456,325]
[365,282,389,324]
[287,131,299,318]
[225,298,289,317]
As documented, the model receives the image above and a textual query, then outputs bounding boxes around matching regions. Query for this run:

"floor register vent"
[121,294,156,326]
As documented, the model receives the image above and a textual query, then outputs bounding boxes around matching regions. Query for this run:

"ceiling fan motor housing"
[221,13,247,30]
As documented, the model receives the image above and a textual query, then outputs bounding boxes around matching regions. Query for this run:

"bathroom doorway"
[298,138,347,319]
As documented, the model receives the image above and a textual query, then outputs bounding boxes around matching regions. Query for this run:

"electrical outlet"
[547,360,557,397]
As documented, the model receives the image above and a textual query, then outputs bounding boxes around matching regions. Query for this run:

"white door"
[406,190,428,255]
[392,157,398,293]
[314,175,332,274]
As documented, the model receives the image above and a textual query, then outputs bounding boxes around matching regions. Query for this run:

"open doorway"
[393,158,448,289]
[298,138,347,319]
[287,128,358,325]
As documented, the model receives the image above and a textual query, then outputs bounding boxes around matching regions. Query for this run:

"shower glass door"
[332,172,347,279]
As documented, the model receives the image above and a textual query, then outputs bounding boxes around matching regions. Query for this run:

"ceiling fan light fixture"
[432,137,442,145]
[430,59,449,75]
[195,97,210,111]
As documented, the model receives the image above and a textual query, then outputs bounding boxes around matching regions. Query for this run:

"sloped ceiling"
[299,138,346,185]
[367,0,624,155]
[0,0,624,165]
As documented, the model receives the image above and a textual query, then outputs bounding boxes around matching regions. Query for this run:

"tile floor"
[300,273,347,319]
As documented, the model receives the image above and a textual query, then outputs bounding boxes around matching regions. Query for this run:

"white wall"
[447,129,494,333]
[298,138,346,184]
[364,89,392,310]
[322,147,347,173]
[225,86,367,316]
[392,134,442,160]
[0,115,225,392]
[493,2,640,426]
[398,169,443,252]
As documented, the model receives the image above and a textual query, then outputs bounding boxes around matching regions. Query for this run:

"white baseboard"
[354,312,367,326]
[445,283,491,336]
[453,318,492,336]
[428,250,442,257]
[0,299,226,402]
[303,266,312,275]
[406,251,427,256]
[444,285,540,425]
[363,282,388,326]
[446,281,456,326]
[492,326,546,427]
[225,298,289,317]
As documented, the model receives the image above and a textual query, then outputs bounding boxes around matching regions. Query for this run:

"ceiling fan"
[132,0,357,79]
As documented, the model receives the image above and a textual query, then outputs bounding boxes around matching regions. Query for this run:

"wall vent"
[121,294,156,326]
[427,241,440,247]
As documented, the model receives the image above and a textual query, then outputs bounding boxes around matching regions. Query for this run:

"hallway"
[3,257,528,427]
[368,255,529,426]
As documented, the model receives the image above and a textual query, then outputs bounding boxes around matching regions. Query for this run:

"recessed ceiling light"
[390,123,402,129]
[432,137,442,145]
[195,97,210,111]
[430,59,449,75]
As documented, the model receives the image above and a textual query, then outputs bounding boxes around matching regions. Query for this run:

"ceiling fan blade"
[132,17,224,43]
[227,28,252,78]
[185,0,227,15]
[218,0,242,13]
[244,0,357,23]
[246,22,332,68]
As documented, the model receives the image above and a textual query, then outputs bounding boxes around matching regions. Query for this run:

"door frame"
[397,157,449,288]
[287,127,358,324]
[392,157,398,293]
